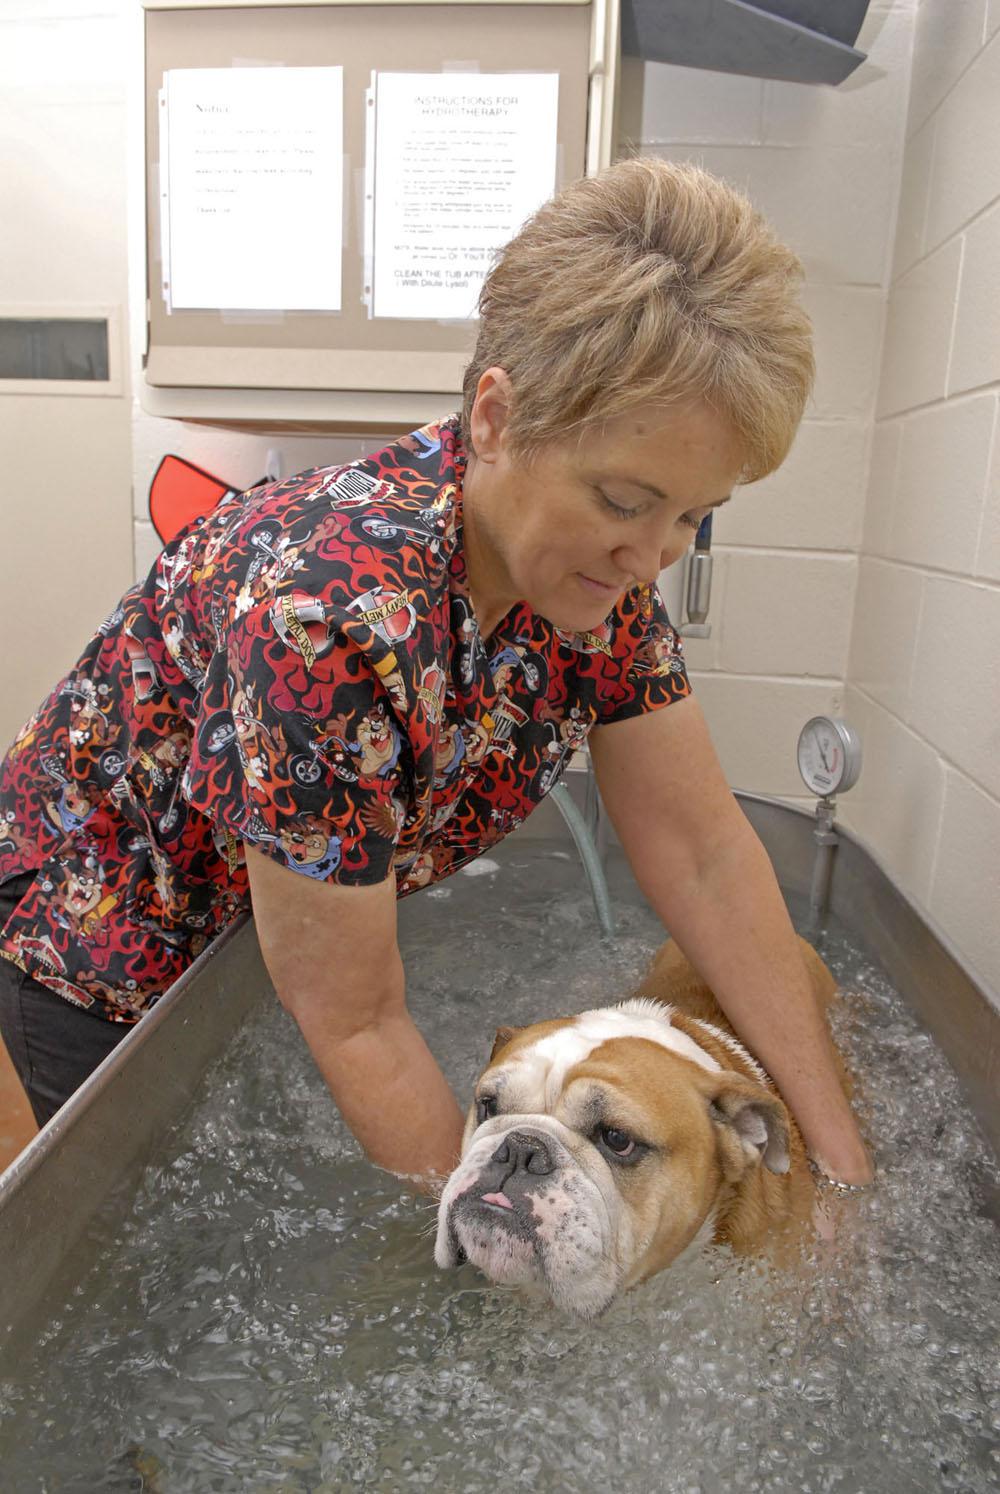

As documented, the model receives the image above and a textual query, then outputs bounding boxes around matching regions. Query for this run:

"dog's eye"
[600,1127,636,1158]
[476,1096,499,1124]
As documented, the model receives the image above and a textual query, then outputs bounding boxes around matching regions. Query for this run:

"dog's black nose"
[491,1131,554,1177]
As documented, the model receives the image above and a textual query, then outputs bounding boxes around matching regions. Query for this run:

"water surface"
[0,841,997,1492]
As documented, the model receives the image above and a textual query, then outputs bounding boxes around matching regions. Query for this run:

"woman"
[0,159,872,1188]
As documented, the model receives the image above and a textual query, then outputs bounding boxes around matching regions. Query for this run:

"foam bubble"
[0,842,996,1492]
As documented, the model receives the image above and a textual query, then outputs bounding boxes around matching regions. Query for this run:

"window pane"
[0,319,109,381]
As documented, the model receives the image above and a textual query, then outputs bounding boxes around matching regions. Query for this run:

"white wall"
[6,1,998,994]
[0,0,134,749]
[624,2,917,806]
[130,417,365,580]
[843,0,1000,996]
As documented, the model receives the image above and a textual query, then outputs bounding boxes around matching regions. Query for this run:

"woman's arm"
[245,845,465,1191]
[589,695,873,1186]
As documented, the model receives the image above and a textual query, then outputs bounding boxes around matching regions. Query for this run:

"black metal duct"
[621,0,873,85]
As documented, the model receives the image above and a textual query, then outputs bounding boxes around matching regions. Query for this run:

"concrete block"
[689,672,842,797]
[806,286,884,420]
[840,686,946,910]
[876,238,963,418]
[665,550,730,676]
[907,0,988,136]
[891,117,935,281]
[762,3,913,151]
[976,401,1000,581]
[928,768,1000,996]
[619,57,763,145]
[716,420,867,552]
[908,576,1000,800]
[950,201,1000,396]
[924,31,1000,250]
[847,558,924,720]
[889,394,995,572]
[717,551,856,679]
[861,418,903,558]
[656,143,896,287]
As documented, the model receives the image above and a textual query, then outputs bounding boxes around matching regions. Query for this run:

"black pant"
[0,874,131,1127]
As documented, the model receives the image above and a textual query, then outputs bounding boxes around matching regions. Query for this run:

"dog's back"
[637,934,837,1028]
[634,935,846,1256]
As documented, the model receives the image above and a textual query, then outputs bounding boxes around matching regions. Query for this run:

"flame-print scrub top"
[0,417,691,1022]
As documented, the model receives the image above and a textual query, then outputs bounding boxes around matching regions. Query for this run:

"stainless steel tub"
[1,791,997,1360]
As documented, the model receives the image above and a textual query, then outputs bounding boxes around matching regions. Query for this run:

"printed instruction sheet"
[161,66,344,312]
[368,72,559,320]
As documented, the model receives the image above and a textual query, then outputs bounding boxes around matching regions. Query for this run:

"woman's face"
[463,384,746,635]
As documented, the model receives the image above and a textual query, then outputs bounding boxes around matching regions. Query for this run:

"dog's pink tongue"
[481,1191,514,1210]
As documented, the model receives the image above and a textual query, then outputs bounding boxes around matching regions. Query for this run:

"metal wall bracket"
[621,0,871,85]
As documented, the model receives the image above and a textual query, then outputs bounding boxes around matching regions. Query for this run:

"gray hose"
[549,782,616,940]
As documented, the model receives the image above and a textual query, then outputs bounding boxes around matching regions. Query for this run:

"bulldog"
[435,937,845,1318]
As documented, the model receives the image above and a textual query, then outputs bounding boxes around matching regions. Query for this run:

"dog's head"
[435,1001,790,1317]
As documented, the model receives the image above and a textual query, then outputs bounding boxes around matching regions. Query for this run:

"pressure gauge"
[796,716,862,798]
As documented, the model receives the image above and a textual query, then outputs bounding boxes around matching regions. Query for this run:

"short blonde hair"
[461,157,814,482]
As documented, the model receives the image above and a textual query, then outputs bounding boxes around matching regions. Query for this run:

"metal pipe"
[808,795,839,923]
[685,513,713,624]
[679,512,713,638]
[549,781,616,939]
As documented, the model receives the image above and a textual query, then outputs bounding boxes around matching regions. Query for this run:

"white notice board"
[160,66,344,312]
[367,72,560,320]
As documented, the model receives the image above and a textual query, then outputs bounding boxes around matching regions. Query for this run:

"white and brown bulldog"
[435,937,844,1318]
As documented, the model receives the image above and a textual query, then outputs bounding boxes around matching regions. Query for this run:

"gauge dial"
[796,717,862,797]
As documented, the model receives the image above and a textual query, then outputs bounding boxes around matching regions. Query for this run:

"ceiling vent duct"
[621,0,873,85]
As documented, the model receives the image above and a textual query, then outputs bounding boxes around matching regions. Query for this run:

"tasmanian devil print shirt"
[0,417,691,1021]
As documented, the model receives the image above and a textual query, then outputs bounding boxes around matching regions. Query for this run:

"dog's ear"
[708,1076,791,1179]
[489,1025,523,1062]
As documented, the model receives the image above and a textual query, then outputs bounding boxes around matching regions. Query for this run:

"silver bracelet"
[808,1158,876,1193]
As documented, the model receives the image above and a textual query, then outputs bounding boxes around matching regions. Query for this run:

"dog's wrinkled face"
[435,1002,790,1318]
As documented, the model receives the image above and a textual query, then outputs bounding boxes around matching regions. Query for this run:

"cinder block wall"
[626,3,916,806]
[842,0,1000,995]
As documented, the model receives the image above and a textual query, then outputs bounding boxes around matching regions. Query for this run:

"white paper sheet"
[162,67,344,312]
[370,72,559,321]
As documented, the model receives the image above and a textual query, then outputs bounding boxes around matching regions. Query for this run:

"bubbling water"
[0,842,997,1492]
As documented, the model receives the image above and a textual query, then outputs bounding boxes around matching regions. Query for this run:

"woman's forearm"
[294,999,466,1193]
[246,850,465,1193]
[636,821,873,1184]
